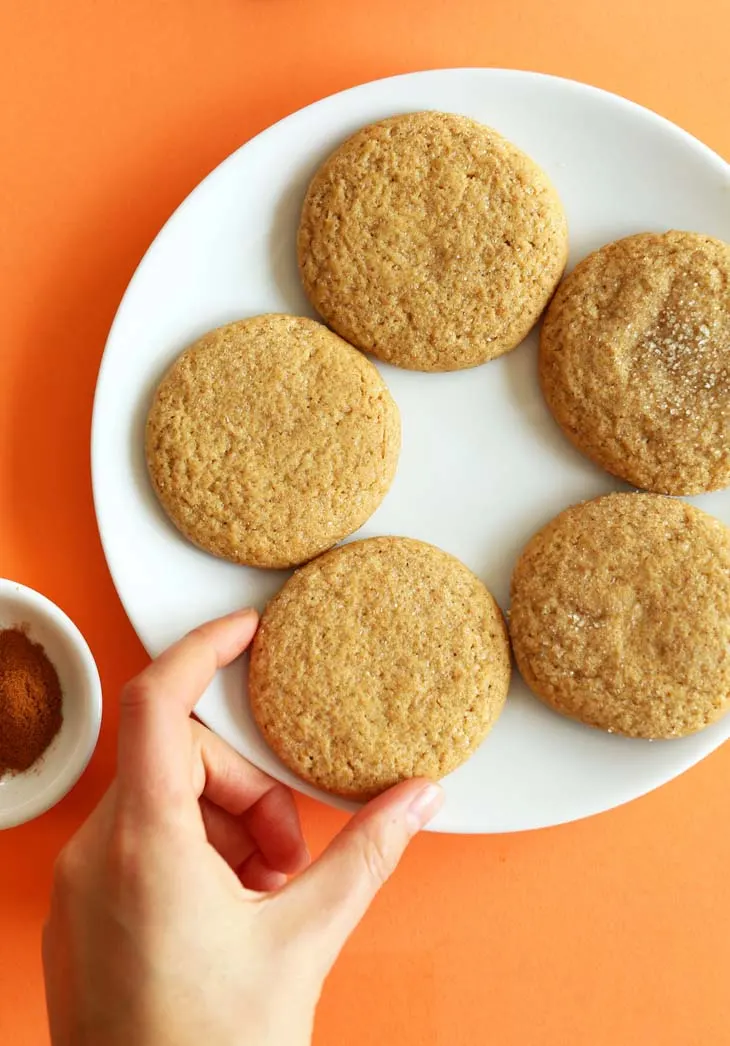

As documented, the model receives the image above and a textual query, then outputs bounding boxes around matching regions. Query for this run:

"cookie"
[146,315,401,569]
[298,111,568,372]
[249,537,511,799]
[509,492,730,738]
[540,230,730,495]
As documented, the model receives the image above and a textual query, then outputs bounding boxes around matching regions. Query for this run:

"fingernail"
[406,783,444,832]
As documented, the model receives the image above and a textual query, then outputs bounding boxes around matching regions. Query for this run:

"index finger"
[117,609,258,821]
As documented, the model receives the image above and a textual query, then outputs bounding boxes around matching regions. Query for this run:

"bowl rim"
[0,578,103,829]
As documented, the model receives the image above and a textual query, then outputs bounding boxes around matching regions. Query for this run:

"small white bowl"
[0,579,102,829]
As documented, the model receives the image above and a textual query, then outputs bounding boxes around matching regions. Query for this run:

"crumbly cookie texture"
[146,315,401,568]
[540,230,730,495]
[249,537,511,799]
[298,111,568,372]
[509,492,730,738]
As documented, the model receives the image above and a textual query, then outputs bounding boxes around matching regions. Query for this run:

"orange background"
[2,2,730,1043]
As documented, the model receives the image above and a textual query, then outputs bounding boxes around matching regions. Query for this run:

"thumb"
[278,779,442,967]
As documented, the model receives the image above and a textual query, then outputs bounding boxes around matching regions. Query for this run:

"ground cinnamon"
[0,627,63,775]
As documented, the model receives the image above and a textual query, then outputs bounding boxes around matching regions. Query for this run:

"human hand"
[43,610,443,1046]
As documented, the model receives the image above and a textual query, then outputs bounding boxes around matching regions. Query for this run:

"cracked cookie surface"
[510,493,730,738]
[146,315,400,568]
[540,231,730,494]
[298,111,568,372]
[249,537,511,799]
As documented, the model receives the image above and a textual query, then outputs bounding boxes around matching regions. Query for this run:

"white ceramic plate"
[92,69,730,833]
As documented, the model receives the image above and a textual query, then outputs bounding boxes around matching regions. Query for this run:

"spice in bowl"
[0,627,63,775]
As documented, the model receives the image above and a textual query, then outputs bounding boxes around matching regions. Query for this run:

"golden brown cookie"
[249,537,511,799]
[298,111,568,372]
[540,230,730,495]
[146,315,401,569]
[509,492,730,738]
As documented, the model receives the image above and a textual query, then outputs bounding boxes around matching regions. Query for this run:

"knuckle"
[186,625,214,653]
[355,829,395,888]
[106,835,131,885]
[105,826,148,903]
[52,841,82,893]
[120,677,152,710]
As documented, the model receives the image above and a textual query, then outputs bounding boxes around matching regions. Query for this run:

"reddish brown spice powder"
[0,627,63,774]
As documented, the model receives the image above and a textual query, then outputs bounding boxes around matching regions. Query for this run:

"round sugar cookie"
[298,111,568,372]
[249,537,511,799]
[540,230,730,495]
[509,492,730,738]
[146,315,401,568]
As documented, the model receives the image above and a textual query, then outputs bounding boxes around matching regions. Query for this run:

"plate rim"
[91,67,730,834]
